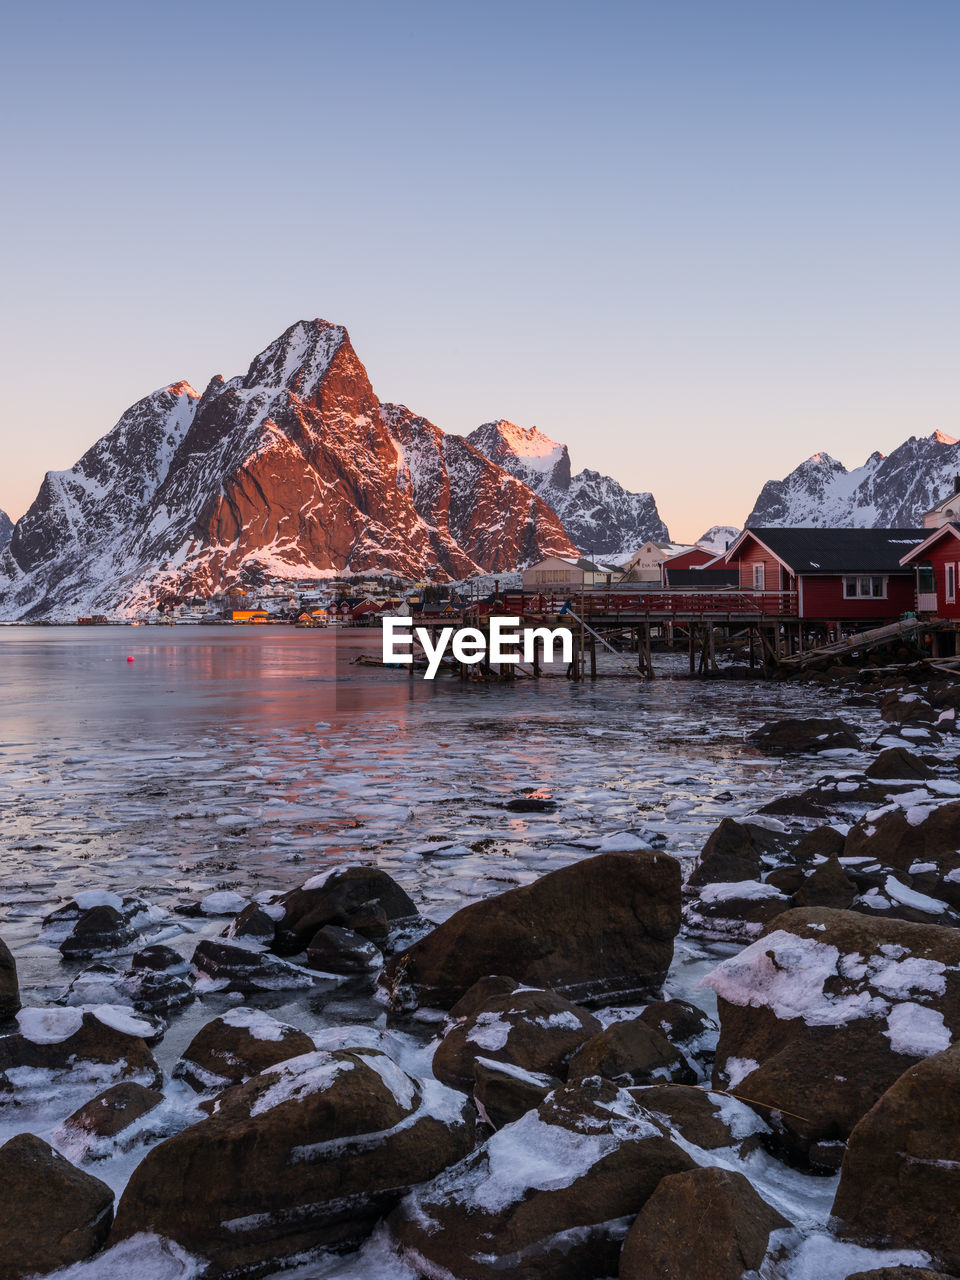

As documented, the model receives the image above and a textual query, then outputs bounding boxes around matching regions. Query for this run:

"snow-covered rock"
[746,431,960,528]
[466,419,669,556]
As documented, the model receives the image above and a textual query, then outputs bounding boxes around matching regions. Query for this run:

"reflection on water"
[1,626,884,976]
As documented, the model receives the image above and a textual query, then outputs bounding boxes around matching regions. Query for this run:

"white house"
[922,478,960,529]
[622,541,695,582]
[521,556,621,590]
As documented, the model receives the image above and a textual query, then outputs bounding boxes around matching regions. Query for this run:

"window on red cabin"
[843,576,887,599]
[947,564,956,605]
[752,563,765,590]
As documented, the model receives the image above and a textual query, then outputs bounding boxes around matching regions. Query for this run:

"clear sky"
[1,0,957,541]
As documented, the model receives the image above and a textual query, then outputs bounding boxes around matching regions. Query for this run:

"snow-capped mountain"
[696,525,741,552]
[0,322,576,619]
[746,432,960,528]
[0,509,13,549]
[466,421,668,556]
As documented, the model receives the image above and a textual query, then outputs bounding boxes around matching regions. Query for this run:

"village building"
[622,541,696,582]
[898,523,960,618]
[521,556,621,590]
[921,478,960,529]
[721,527,926,621]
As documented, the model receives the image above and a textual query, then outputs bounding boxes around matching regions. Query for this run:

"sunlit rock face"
[0,321,576,619]
[468,419,669,557]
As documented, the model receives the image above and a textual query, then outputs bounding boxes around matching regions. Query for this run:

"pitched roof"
[737,528,926,574]
[898,522,960,565]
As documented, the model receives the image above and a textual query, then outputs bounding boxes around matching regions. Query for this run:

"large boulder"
[382,851,682,1010]
[688,818,788,887]
[700,908,960,1160]
[832,1043,960,1271]
[174,1008,316,1092]
[56,1082,165,1162]
[112,1047,474,1277]
[629,1084,768,1155]
[306,924,383,975]
[0,937,19,1022]
[865,746,936,780]
[567,1016,696,1087]
[618,1166,789,1280]
[0,1007,162,1096]
[844,799,960,875]
[0,1133,114,1279]
[432,988,600,1092]
[685,880,791,941]
[389,1078,696,1280]
[273,866,418,954]
[748,717,861,755]
[191,938,317,994]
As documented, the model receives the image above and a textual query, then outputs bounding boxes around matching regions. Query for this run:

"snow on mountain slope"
[0,322,576,619]
[746,432,960,528]
[467,420,668,556]
[697,525,741,552]
[0,509,12,549]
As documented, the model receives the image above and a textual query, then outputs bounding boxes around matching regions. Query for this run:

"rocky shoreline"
[2,666,960,1278]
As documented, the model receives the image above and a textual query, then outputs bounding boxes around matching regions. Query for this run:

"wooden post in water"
[644,622,654,680]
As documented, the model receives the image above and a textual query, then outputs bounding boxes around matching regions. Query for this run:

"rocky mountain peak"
[466,421,666,557]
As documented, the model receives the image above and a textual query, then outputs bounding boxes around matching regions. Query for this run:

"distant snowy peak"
[0,509,12,549]
[467,420,571,490]
[466,420,668,556]
[697,525,741,552]
[746,431,960,528]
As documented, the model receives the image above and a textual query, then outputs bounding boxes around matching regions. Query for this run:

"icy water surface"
[1,626,884,972]
[1,627,922,1280]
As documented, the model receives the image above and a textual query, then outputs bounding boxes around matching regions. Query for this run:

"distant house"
[721,528,926,620]
[660,546,717,586]
[899,523,960,617]
[922,478,960,529]
[521,556,621,590]
[231,609,269,624]
[623,541,694,582]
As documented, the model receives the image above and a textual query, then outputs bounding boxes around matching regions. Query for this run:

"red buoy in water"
[126,656,135,663]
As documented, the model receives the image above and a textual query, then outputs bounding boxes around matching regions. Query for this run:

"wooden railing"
[513,589,799,618]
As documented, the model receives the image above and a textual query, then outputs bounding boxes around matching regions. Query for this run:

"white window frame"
[752,562,765,590]
[947,563,956,605]
[842,575,888,600]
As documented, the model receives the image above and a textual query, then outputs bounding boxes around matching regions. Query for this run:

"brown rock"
[794,825,847,864]
[832,1044,960,1270]
[191,938,316,994]
[473,1058,559,1128]
[433,988,599,1092]
[629,1084,766,1153]
[845,801,960,874]
[383,851,682,1010]
[0,937,19,1022]
[637,998,717,1057]
[275,866,418,954]
[865,746,936,780]
[113,1047,475,1276]
[223,902,276,942]
[389,1078,695,1280]
[619,1166,789,1280]
[567,1016,696,1086]
[449,975,520,1020]
[0,1009,162,1095]
[0,1133,113,1279]
[748,717,861,755]
[688,818,774,887]
[702,908,960,1159]
[794,856,856,909]
[62,1081,164,1141]
[175,1008,315,1092]
[306,924,383,975]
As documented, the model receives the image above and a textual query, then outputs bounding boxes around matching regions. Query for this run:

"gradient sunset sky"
[1,0,957,541]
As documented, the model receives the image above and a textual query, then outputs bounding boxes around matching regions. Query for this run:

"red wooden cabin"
[721,528,925,621]
[899,523,960,618]
[660,546,716,586]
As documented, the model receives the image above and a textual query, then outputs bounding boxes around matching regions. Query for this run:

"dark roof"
[742,528,926,574]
